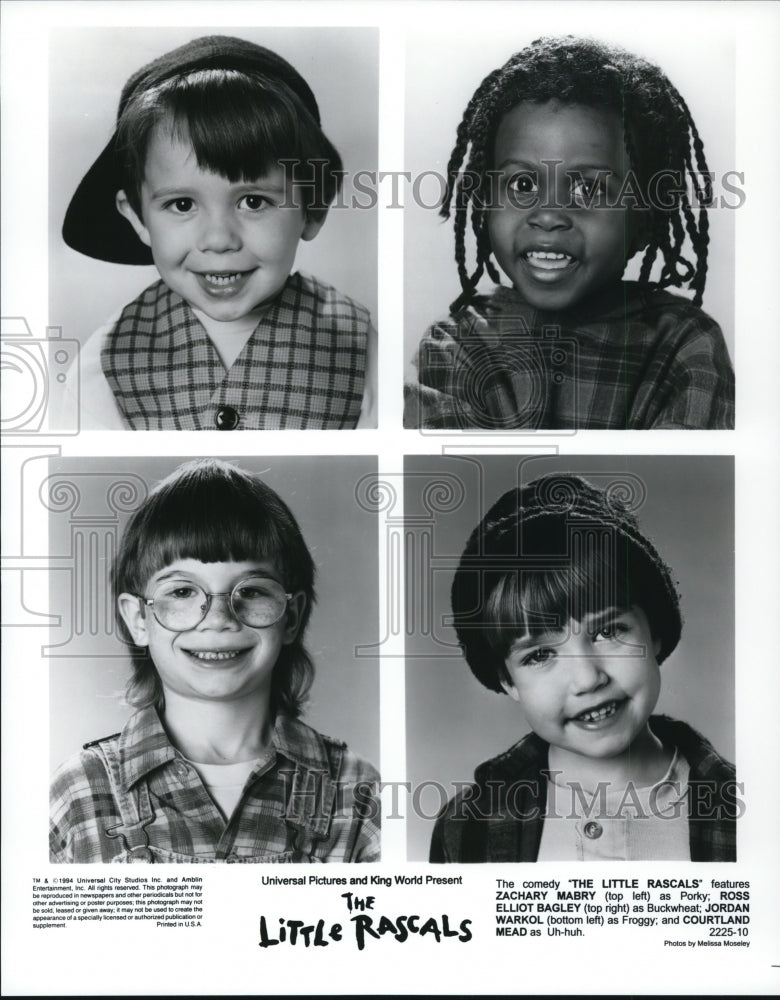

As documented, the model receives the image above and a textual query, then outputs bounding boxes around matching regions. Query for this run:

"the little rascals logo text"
[259,881,473,951]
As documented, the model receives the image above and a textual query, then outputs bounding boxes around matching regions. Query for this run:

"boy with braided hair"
[431,473,738,862]
[405,37,734,430]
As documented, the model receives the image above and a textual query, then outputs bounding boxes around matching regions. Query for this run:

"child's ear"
[282,592,307,645]
[301,210,328,242]
[116,190,152,248]
[117,593,150,647]
[499,676,522,702]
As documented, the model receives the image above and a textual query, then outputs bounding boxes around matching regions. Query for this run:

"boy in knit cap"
[431,473,738,862]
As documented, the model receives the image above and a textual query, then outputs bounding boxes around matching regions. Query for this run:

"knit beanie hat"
[451,472,682,692]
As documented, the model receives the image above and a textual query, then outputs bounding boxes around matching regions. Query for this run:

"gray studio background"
[404,454,734,860]
[48,455,379,771]
[49,26,378,345]
[404,25,736,377]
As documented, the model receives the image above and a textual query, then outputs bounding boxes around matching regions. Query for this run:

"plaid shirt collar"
[465,281,713,346]
[480,279,633,328]
[115,706,335,793]
[407,280,734,430]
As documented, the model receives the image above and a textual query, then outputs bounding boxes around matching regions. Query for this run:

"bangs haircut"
[117,68,343,220]
[113,459,316,718]
[451,483,682,694]
[480,544,643,677]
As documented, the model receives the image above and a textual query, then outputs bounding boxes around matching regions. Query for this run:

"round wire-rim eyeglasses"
[136,576,294,632]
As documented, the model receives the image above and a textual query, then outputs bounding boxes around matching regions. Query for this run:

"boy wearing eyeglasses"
[49,459,380,863]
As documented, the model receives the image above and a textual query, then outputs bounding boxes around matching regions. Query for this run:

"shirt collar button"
[583,821,603,839]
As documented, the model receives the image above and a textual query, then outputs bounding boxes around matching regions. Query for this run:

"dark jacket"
[430,716,738,863]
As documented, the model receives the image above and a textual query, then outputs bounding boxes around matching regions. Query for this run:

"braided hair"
[443,37,712,312]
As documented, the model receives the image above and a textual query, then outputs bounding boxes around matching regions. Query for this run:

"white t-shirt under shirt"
[184,757,267,822]
[537,749,691,861]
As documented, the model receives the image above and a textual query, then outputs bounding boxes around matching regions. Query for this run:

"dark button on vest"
[215,405,239,430]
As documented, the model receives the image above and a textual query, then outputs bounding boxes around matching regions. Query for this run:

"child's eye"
[594,621,628,641]
[165,197,195,214]
[155,582,199,601]
[570,175,608,208]
[506,171,539,204]
[235,584,270,600]
[238,194,271,211]
[521,647,555,667]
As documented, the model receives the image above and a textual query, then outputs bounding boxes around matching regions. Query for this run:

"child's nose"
[198,209,242,253]
[526,202,572,232]
[199,593,240,629]
[568,652,609,693]
[526,173,572,231]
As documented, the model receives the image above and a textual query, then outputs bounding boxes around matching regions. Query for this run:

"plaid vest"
[101,272,369,429]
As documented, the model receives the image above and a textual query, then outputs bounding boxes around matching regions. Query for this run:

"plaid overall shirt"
[50,706,380,863]
[101,272,369,429]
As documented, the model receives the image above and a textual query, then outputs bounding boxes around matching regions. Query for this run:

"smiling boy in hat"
[431,473,738,862]
[61,35,376,430]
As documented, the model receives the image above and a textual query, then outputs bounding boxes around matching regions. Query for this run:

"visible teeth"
[188,650,242,661]
[576,701,618,723]
[204,273,242,285]
[525,250,572,270]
